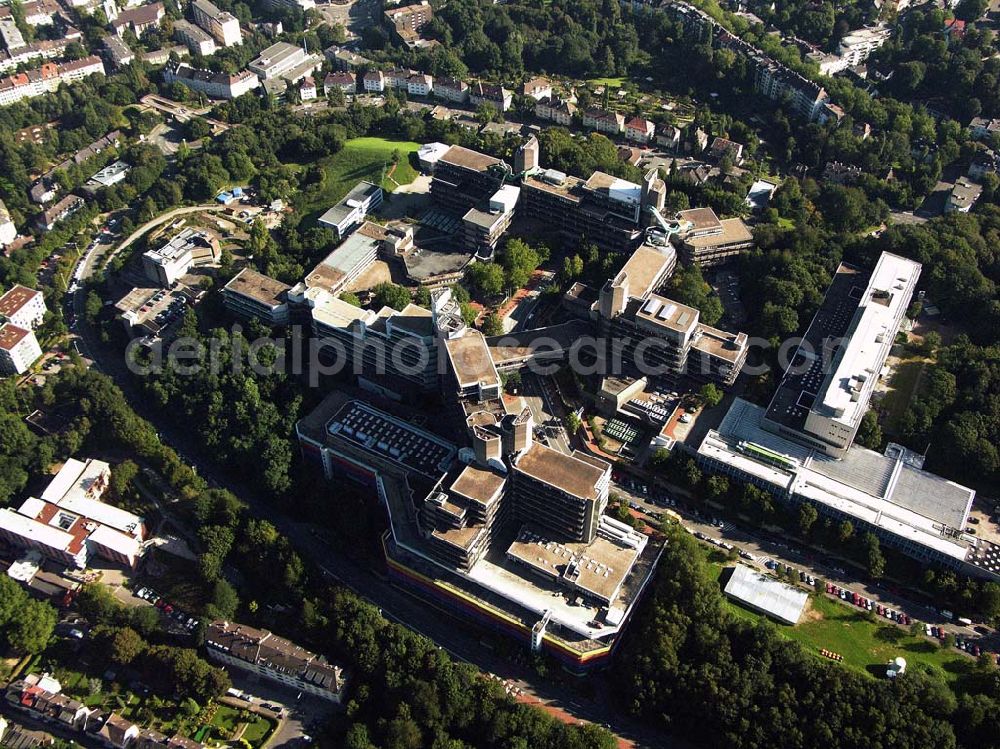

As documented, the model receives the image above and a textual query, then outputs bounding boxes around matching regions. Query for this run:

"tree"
[699,383,723,409]
[110,460,139,503]
[855,410,883,450]
[863,532,886,578]
[372,282,411,311]
[798,503,818,537]
[110,627,146,665]
[465,262,505,299]
[837,520,855,544]
[481,312,504,336]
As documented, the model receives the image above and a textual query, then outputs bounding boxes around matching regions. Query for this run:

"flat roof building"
[142,228,218,287]
[697,398,992,576]
[0,459,146,568]
[674,207,754,267]
[317,181,383,239]
[763,252,920,457]
[723,564,808,624]
[222,268,290,326]
[430,145,506,216]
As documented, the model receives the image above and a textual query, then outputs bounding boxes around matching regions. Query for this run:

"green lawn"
[880,356,926,434]
[588,77,626,88]
[293,137,421,226]
[209,705,273,746]
[703,550,973,685]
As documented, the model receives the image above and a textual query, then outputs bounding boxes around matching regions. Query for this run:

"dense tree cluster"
[614,525,1000,749]
[871,7,1000,122]
[0,576,57,654]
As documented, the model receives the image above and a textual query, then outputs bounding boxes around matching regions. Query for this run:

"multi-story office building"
[316,181,382,238]
[673,206,754,267]
[430,145,507,215]
[296,389,658,672]
[594,242,748,386]
[698,398,1000,579]
[763,252,920,457]
[510,443,611,544]
[519,168,654,253]
[383,1,433,47]
[0,284,47,329]
[249,41,316,80]
[172,20,216,57]
[222,268,290,326]
[205,621,346,702]
[191,0,242,47]
[163,63,259,99]
[142,228,218,287]
[461,184,520,258]
[0,323,42,375]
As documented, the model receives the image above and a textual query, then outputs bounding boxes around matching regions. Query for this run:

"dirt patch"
[802,599,824,623]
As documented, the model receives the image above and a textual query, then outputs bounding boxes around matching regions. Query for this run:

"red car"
[877,604,884,615]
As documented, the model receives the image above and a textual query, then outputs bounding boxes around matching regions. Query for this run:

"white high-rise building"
[0,323,42,375]
[191,0,242,47]
[0,285,46,329]
[0,199,16,247]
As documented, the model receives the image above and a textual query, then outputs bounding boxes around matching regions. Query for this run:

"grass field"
[209,705,274,746]
[588,77,627,88]
[703,550,974,685]
[880,356,927,433]
[294,137,421,226]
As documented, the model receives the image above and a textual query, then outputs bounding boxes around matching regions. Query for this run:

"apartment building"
[191,0,242,46]
[222,268,290,326]
[172,20,216,57]
[205,620,347,702]
[0,38,71,74]
[0,57,105,107]
[430,145,507,215]
[0,323,42,375]
[673,206,754,267]
[434,76,468,102]
[535,95,576,126]
[317,181,383,238]
[469,81,512,112]
[624,116,654,143]
[35,194,84,232]
[521,77,552,101]
[102,34,135,68]
[384,1,433,47]
[299,75,316,101]
[407,72,433,96]
[837,26,890,67]
[324,71,355,95]
[0,285,47,329]
[582,107,624,135]
[763,252,920,457]
[946,177,982,213]
[142,228,219,287]
[362,69,385,92]
[163,62,259,99]
[0,458,147,568]
[111,3,164,37]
